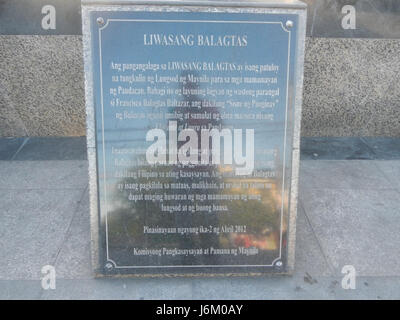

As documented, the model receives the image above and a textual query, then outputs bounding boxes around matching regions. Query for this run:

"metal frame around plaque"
[82,0,307,277]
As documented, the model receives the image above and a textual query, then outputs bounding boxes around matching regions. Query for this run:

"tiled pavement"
[0,137,399,299]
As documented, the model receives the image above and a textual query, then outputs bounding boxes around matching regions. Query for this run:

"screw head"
[105,262,113,271]
[286,20,294,28]
[276,260,283,267]
[97,17,105,26]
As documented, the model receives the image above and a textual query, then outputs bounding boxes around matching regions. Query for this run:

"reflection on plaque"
[82,0,307,276]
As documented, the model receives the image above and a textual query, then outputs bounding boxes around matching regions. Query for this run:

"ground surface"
[0,137,399,299]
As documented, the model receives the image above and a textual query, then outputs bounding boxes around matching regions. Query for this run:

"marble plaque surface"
[82,1,306,276]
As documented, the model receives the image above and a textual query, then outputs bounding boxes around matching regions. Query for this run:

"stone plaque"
[82,0,306,276]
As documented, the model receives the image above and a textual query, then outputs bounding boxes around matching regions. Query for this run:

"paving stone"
[191,276,338,300]
[301,137,375,160]
[294,202,334,277]
[301,188,400,276]
[0,189,85,280]
[40,278,193,300]
[0,160,88,190]
[0,137,26,160]
[14,137,87,160]
[55,188,92,279]
[0,280,42,299]
[362,137,400,160]
[300,160,392,190]
[375,160,400,191]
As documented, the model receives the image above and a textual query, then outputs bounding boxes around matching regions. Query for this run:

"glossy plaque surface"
[87,7,301,275]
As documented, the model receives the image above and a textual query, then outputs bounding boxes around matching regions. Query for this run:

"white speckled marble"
[1,35,399,137]
[0,35,86,137]
[302,37,400,137]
